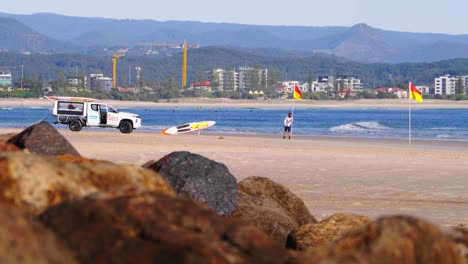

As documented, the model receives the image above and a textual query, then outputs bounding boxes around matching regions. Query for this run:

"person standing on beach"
[283,112,293,139]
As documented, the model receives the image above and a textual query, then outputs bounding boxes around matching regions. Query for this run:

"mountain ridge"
[1,12,468,63]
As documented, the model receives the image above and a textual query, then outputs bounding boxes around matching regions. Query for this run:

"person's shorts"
[284,126,291,132]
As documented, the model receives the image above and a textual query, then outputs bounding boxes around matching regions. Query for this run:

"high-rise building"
[238,67,267,91]
[434,75,458,95]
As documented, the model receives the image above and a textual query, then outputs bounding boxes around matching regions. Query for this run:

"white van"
[46,96,142,133]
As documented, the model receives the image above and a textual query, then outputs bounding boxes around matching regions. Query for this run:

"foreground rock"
[287,213,371,250]
[299,215,463,264]
[6,121,80,156]
[0,133,16,144]
[0,152,174,213]
[0,205,77,264]
[447,226,468,263]
[39,191,294,264]
[232,176,317,245]
[144,151,237,216]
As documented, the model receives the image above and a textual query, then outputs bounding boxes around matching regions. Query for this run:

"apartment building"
[434,75,458,95]
[207,67,267,92]
[238,67,267,91]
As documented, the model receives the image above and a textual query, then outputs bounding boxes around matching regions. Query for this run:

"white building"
[416,85,430,95]
[434,75,457,95]
[0,70,12,87]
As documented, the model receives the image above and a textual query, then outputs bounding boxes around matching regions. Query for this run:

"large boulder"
[6,121,80,156]
[232,176,317,245]
[0,205,77,264]
[287,213,371,250]
[144,151,237,216]
[446,226,468,263]
[298,215,463,264]
[39,191,295,264]
[0,152,174,213]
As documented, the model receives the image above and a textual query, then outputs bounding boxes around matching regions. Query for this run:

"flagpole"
[409,82,412,145]
[291,99,295,139]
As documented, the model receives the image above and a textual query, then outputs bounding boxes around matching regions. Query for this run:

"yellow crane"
[112,53,125,88]
[138,40,199,88]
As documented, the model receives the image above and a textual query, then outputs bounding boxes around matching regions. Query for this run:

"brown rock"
[287,213,371,250]
[299,215,463,264]
[232,176,317,245]
[6,121,80,156]
[0,152,174,213]
[39,191,295,264]
[0,205,77,264]
[0,133,16,143]
[0,143,21,152]
[447,227,468,263]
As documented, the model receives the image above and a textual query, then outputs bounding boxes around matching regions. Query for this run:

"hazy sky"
[3,0,468,34]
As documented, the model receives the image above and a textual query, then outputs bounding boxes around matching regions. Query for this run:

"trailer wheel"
[69,120,83,132]
[119,120,133,134]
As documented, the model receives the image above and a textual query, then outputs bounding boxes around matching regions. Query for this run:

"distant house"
[189,80,212,92]
[373,87,408,98]
[117,87,138,93]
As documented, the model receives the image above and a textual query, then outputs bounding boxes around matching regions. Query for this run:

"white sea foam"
[0,107,13,110]
[329,121,392,133]
[436,134,453,139]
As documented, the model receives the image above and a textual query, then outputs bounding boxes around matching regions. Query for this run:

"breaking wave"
[329,121,392,133]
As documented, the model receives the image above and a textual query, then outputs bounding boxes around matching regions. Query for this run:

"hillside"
[0,16,78,54]
[2,12,468,62]
[2,47,468,89]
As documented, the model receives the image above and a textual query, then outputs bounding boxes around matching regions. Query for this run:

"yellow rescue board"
[161,121,216,136]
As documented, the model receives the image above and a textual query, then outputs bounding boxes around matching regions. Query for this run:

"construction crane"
[138,40,200,88]
[112,53,125,88]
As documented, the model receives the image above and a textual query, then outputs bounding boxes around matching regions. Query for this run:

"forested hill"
[1,12,468,63]
[0,17,78,54]
[2,47,468,87]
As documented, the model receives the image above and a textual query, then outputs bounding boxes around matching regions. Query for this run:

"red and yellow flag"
[293,83,303,100]
[409,82,423,102]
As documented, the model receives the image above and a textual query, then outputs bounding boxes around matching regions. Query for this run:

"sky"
[2,0,468,34]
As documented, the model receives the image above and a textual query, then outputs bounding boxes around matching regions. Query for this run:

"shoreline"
[2,97,468,109]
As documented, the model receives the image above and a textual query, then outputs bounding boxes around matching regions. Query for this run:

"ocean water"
[2,106,468,141]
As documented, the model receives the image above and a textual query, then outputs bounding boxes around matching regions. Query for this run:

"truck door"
[106,105,119,127]
[87,103,101,126]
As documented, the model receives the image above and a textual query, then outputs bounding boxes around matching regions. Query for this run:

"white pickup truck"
[46,96,142,133]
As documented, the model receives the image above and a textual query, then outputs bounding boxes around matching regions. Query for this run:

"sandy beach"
[2,126,466,228]
[3,97,468,109]
[1,98,467,227]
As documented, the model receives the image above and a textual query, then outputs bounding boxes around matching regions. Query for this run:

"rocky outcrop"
[6,121,80,156]
[0,152,174,213]
[144,151,237,216]
[298,215,463,264]
[287,213,371,250]
[447,226,468,263]
[0,205,77,264]
[232,176,317,245]
[39,191,294,264]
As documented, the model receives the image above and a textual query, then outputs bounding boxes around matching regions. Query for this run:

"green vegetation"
[2,48,468,100]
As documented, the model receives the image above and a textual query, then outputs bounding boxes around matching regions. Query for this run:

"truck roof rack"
[44,96,100,102]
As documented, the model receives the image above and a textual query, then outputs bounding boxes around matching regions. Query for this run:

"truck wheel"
[69,120,83,132]
[119,120,133,134]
